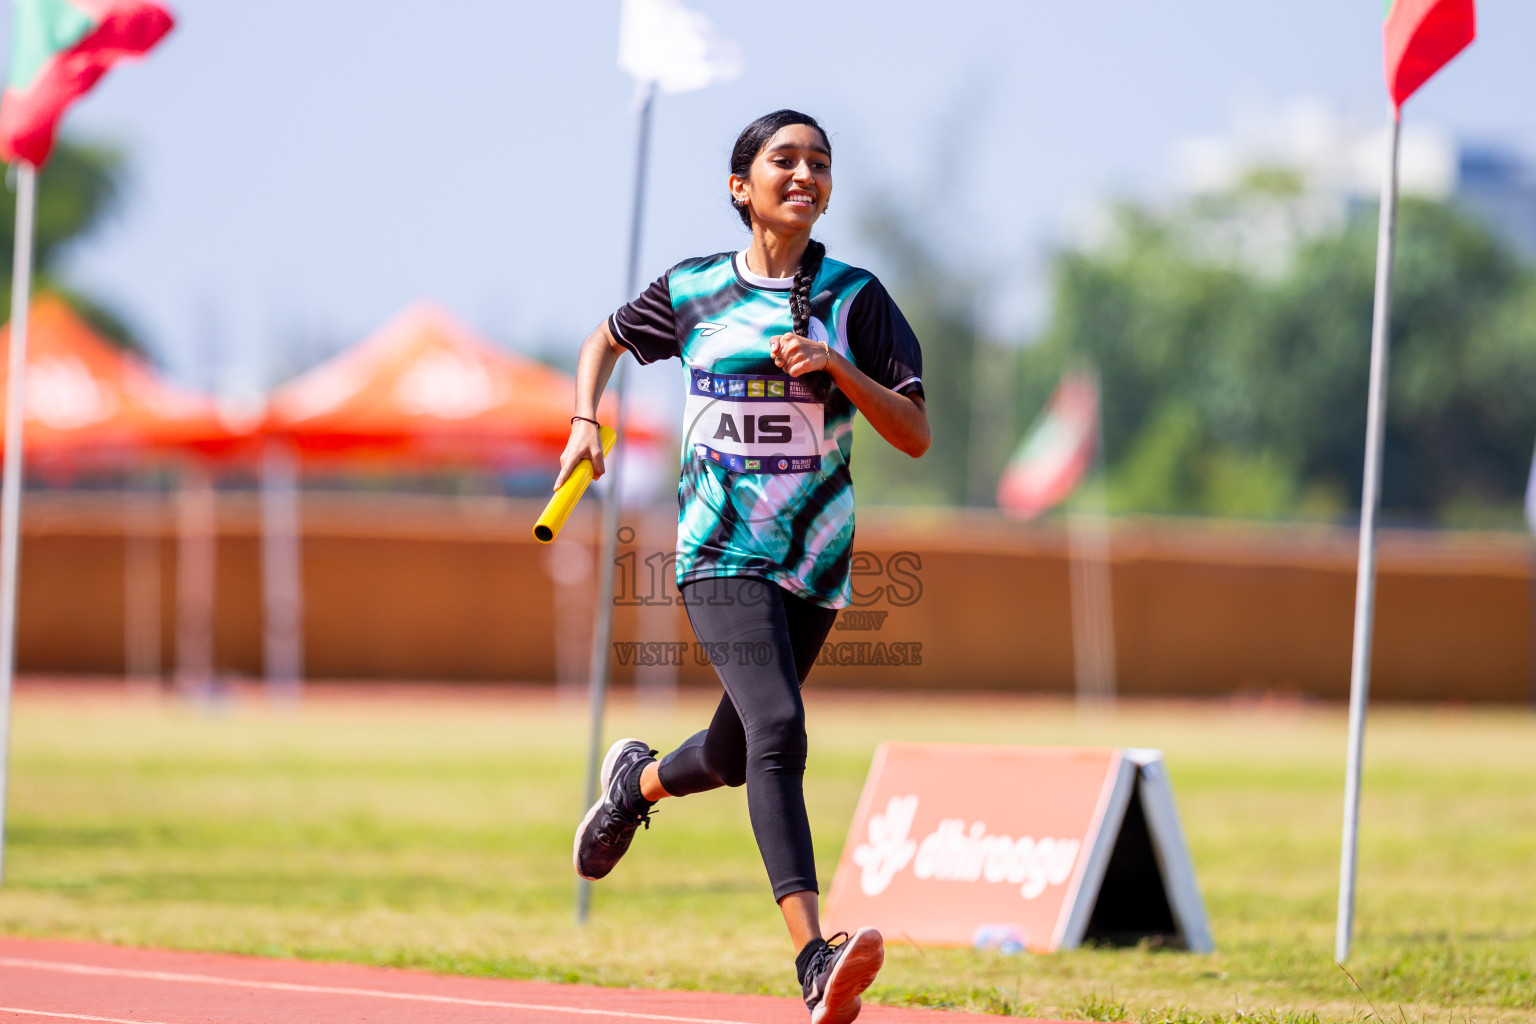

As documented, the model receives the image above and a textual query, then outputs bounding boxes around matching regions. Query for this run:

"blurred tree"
[850,194,983,505]
[844,84,1038,508]
[1027,184,1536,525]
[0,141,142,350]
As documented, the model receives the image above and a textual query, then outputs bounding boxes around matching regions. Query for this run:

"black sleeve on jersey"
[607,272,679,364]
[845,277,924,398]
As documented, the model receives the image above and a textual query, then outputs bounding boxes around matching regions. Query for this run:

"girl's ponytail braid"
[789,240,833,400]
[789,240,826,338]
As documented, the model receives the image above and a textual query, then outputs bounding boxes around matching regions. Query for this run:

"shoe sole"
[572,737,647,881]
[811,927,884,1024]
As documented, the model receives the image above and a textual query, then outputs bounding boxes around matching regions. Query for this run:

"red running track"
[0,937,1071,1024]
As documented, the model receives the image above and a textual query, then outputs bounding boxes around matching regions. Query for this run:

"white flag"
[618,0,743,95]
[1525,442,1536,536]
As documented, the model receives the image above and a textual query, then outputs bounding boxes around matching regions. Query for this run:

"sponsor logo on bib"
[682,365,831,523]
[685,369,823,477]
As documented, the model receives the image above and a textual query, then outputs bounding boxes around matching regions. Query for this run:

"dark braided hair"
[729,110,831,338]
[788,239,826,338]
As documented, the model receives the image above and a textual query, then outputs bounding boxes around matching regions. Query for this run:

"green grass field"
[2,684,1533,1024]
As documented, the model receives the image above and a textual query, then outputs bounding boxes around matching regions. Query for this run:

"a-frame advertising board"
[824,744,1212,953]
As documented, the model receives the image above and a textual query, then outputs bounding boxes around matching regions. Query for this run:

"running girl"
[559,109,929,1024]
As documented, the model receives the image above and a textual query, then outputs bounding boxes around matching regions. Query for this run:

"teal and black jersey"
[608,250,924,608]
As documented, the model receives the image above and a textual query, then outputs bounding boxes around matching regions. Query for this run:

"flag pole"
[578,81,655,924]
[261,439,304,705]
[1069,365,1115,710]
[0,161,37,885]
[1526,443,1536,706]
[1336,111,1401,964]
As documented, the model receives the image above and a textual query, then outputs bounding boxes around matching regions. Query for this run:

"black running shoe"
[802,928,884,1024]
[573,737,657,881]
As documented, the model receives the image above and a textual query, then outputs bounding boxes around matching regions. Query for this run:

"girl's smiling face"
[730,123,832,236]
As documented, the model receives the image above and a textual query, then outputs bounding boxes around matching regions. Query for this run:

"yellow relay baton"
[534,425,618,543]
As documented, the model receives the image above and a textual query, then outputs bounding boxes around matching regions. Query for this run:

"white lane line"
[0,958,763,1024]
[0,1009,175,1024]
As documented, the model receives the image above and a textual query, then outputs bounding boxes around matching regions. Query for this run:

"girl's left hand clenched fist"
[770,332,832,377]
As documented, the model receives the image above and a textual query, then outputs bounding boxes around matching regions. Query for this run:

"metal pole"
[174,457,217,697]
[1336,112,1401,964]
[578,83,655,924]
[966,335,993,507]
[1529,545,1535,709]
[1525,442,1536,537]
[1525,444,1535,706]
[0,162,37,885]
[261,440,304,704]
[1069,367,1116,710]
[124,468,164,688]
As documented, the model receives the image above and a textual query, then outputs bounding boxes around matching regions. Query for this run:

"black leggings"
[657,576,838,901]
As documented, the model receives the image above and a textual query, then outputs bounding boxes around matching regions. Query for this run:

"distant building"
[1169,99,1536,264]
[1456,144,1536,262]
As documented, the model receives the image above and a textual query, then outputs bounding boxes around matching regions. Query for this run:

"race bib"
[684,367,823,474]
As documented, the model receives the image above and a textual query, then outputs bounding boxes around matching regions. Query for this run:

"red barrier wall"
[13,494,1533,701]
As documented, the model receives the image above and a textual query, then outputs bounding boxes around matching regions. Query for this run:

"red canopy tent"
[255,303,669,702]
[0,296,248,462]
[0,296,254,694]
[263,303,659,466]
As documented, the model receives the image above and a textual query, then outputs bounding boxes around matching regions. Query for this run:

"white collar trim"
[734,251,795,290]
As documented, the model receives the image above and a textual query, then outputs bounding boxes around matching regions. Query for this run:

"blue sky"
[8,0,1535,399]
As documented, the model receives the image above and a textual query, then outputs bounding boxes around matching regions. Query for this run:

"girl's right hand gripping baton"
[534,425,617,543]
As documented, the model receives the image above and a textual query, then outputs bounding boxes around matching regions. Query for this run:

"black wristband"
[571,415,601,428]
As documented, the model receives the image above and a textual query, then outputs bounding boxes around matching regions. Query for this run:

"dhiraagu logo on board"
[852,795,1082,900]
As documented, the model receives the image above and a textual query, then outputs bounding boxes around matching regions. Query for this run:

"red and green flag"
[0,0,174,167]
[1384,0,1475,114]
[997,372,1099,520]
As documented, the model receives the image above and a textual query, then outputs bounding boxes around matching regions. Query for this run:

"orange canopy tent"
[262,303,661,467]
[0,297,250,699]
[254,304,669,700]
[0,296,247,463]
